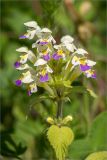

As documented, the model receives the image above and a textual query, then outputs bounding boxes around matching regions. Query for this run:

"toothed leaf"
[47,125,74,160]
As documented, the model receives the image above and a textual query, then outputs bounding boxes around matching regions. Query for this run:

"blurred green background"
[0,0,107,159]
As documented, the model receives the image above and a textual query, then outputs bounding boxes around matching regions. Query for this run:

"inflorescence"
[14,21,96,96]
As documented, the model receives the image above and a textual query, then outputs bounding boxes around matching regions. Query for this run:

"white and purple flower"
[16,47,36,64]
[52,49,65,60]
[34,58,53,82]
[40,48,51,61]
[72,56,96,77]
[85,69,96,79]
[40,70,49,82]
[27,82,37,96]
[39,66,53,82]
[19,21,41,40]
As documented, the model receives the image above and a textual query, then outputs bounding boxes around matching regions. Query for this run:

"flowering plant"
[14,21,96,160]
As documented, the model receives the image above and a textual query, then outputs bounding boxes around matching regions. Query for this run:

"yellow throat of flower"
[42,50,48,55]
[41,69,47,76]
[80,59,86,65]
[57,49,63,55]
[43,39,48,42]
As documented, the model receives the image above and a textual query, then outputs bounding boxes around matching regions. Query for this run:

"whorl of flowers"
[14,21,96,96]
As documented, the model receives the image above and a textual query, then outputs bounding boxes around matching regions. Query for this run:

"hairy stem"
[56,99,63,119]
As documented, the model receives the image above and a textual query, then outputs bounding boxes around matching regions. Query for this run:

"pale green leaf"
[63,81,72,88]
[47,125,74,160]
[85,151,107,160]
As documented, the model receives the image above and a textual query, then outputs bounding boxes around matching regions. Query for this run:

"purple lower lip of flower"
[27,90,32,96]
[52,53,62,60]
[40,73,49,82]
[14,61,21,68]
[80,64,91,71]
[15,79,22,86]
[43,54,50,61]
[39,41,48,45]
[91,72,96,79]
[19,35,27,39]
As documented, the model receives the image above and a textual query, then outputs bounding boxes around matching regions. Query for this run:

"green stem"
[84,93,91,132]
[56,99,63,119]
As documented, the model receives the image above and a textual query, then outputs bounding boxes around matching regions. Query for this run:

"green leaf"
[39,83,55,97]
[85,151,107,160]
[88,111,107,150]
[0,32,8,53]
[69,86,97,98]
[69,111,107,159]
[1,132,26,159]
[63,81,72,88]
[71,86,86,93]
[68,138,91,160]
[70,68,82,84]
[47,125,74,160]
[87,88,97,98]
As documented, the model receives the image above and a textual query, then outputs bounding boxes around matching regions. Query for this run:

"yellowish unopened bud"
[62,115,73,124]
[47,117,54,124]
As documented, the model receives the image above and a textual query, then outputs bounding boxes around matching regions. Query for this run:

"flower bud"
[46,117,54,124]
[62,115,73,124]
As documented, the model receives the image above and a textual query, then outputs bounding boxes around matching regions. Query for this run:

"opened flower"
[16,47,36,64]
[28,83,37,96]
[85,69,96,79]
[34,58,53,82]
[52,49,64,60]
[19,21,41,39]
[72,56,96,73]
[41,48,51,61]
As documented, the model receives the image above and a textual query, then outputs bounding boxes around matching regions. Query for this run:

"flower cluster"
[15,21,96,96]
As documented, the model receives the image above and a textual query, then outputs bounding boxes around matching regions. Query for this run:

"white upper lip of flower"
[27,50,36,63]
[62,43,77,52]
[86,60,96,66]
[16,47,28,52]
[49,36,56,44]
[24,21,38,28]
[54,42,76,53]
[16,64,30,70]
[75,48,88,55]
[34,58,47,66]
[46,65,53,73]
[41,28,52,33]
[54,45,61,50]
[22,71,34,83]
[61,35,74,43]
